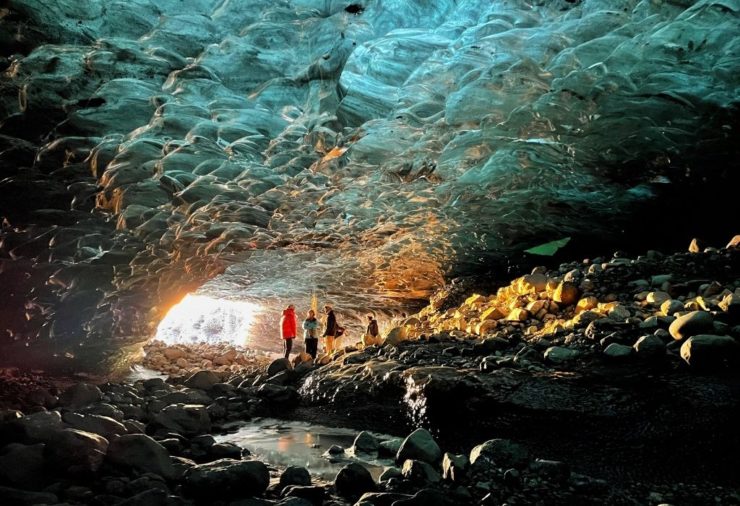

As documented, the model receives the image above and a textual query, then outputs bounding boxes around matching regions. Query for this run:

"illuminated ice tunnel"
[155,295,262,346]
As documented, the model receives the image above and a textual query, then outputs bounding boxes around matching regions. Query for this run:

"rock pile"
[382,237,740,369]
[142,340,271,377]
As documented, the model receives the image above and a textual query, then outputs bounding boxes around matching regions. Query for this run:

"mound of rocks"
[142,340,270,376]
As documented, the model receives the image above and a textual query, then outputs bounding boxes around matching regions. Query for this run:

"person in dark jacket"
[280,305,297,359]
[323,304,337,355]
[366,314,379,338]
[302,309,320,359]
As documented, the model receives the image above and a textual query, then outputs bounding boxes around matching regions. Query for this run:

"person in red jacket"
[280,304,297,359]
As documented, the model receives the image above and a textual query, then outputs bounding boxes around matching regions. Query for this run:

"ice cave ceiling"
[0,0,738,371]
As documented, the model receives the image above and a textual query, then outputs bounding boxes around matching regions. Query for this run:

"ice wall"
[0,0,737,369]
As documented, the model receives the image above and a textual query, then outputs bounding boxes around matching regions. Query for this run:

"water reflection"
[215,418,394,481]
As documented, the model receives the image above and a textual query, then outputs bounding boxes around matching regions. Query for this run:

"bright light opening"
[155,294,261,346]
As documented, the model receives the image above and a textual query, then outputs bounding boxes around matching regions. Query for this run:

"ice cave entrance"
[155,294,260,346]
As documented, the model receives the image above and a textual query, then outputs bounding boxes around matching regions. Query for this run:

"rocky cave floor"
[2,240,740,506]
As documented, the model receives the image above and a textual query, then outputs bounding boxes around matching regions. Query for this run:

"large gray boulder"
[442,452,469,482]
[669,311,714,341]
[544,346,579,364]
[396,428,442,465]
[267,358,292,376]
[633,335,665,358]
[334,462,376,500]
[401,459,441,485]
[106,434,176,479]
[184,370,221,390]
[603,343,633,360]
[153,404,211,436]
[680,335,740,368]
[470,439,530,470]
[44,428,109,474]
[62,412,127,439]
[58,383,103,408]
[184,459,270,500]
[352,431,379,454]
[279,465,311,490]
[4,410,63,443]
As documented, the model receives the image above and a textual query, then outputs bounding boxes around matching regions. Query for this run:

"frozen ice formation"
[0,0,738,369]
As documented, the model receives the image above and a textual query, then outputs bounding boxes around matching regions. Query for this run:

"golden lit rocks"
[575,297,598,313]
[480,307,505,321]
[507,308,530,322]
[553,282,579,307]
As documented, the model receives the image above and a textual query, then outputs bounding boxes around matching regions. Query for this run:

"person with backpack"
[302,309,320,359]
[363,314,380,346]
[323,304,341,355]
[280,304,297,360]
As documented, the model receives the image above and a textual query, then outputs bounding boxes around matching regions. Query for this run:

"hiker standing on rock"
[302,309,319,359]
[280,304,297,360]
[323,304,338,355]
[364,314,380,347]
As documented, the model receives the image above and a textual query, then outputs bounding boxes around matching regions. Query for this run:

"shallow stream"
[215,418,395,481]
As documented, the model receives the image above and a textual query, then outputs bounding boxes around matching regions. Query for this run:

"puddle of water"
[126,365,168,382]
[214,418,395,481]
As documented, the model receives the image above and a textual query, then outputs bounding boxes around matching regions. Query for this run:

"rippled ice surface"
[215,418,394,481]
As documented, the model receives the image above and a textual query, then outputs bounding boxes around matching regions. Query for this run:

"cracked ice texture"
[0,0,738,366]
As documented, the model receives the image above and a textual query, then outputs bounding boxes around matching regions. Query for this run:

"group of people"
[279,304,380,360]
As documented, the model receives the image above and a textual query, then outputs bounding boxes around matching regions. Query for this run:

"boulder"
[279,465,311,490]
[480,307,504,321]
[384,327,408,346]
[401,459,441,484]
[470,439,529,469]
[396,428,442,465]
[379,467,403,482]
[334,462,376,500]
[153,404,211,436]
[530,459,570,483]
[0,443,46,489]
[5,410,63,443]
[576,297,598,313]
[646,291,671,305]
[163,347,187,360]
[553,282,579,306]
[519,273,549,293]
[378,437,403,458]
[58,383,103,408]
[62,412,127,439]
[633,335,665,358]
[45,428,109,474]
[283,485,326,505]
[184,459,269,499]
[669,311,714,340]
[107,434,176,479]
[352,431,379,454]
[688,238,702,253]
[506,308,529,321]
[719,293,740,318]
[442,452,469,481]
[184,370,221,390]
[660,299,684,316]
[267,358,292,376]
[680,335,740,368]
[543,346,579,364]
[603,343,633,359]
